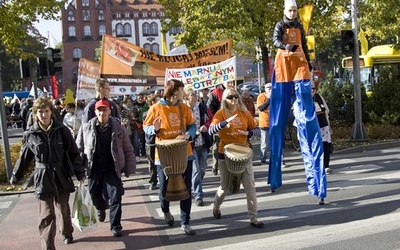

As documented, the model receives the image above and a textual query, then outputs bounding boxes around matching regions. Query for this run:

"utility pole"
[0,60,14,181]
[350,0,368,140]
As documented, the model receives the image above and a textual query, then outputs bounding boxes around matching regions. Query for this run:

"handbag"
[72,183,97,232]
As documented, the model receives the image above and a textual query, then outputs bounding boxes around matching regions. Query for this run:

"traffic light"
[47,48,62,76]
[36,57,48,80]
[341,30,355,56]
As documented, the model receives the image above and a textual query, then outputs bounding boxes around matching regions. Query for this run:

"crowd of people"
[6,0,335,247]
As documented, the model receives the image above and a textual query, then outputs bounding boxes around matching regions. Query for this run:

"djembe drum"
[224,143,253,194]
[156,139,189,201]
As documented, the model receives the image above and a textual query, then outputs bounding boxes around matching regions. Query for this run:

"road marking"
[0,201,12,209]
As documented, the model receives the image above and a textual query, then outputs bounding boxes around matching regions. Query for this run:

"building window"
[73,48,82,59]
[170,43,174,51]
[170,27,177,35]
[68,10,75,21]
[143,23,150,36]
[84,26,91,36]
[116,23,123,37]
[151,11,157,17]
[152,44,159,54]
[69,26,76,37]
[144,44,151,51]
[82,0,89,7]
[116,12,121,18]
[150,22,158,36]
[124,24,132,37]
[98,9,105,21]
[160,11,165,17]
[83,10,90,21]
[99,25,106,36]
[142,12,147,18]
[125,12,130,18]
[133,11,139,17]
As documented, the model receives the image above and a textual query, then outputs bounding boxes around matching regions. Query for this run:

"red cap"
[95,99,110,110]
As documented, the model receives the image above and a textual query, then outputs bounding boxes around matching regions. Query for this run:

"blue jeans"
[260,128,269,162]
[157,160,193,225]
[133,128,146,157]
[192,147,208,200]
[88,170,123,231]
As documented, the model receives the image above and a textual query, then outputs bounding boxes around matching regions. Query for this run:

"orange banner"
[100,35,232,86]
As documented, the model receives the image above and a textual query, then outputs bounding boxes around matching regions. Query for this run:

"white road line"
[0,201,12,209]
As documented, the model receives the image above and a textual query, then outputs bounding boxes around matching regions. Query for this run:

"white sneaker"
[135,156,140,163]
[181,224,195,236]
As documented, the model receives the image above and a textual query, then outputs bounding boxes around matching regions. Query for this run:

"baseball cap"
[95,99,110,110]
[265,83,272,88]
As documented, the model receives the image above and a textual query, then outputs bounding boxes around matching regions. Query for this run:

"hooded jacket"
[12,118,85,198]
[76,116,136,178]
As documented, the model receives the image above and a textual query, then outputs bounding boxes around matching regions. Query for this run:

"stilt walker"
[268,0,327,204]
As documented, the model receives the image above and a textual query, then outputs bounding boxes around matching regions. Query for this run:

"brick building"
[62,0,178,91]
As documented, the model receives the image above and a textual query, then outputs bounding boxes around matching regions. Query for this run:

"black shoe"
[98,210,106,222]
[250,221,264,228]
[111,229,122,237]
[164,212,175,226]
[212,167,218,175]
[63,237,73,244]
[149,183,157,190]
[213,208,221,219]
[195,199,204,206]
[319,198,325,205]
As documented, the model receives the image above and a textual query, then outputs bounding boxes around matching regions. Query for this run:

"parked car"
[240,85,265,100]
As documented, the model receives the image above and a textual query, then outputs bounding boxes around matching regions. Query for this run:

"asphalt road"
[1,129,399,249]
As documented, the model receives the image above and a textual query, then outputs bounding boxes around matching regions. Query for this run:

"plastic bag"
[72,183,97,232]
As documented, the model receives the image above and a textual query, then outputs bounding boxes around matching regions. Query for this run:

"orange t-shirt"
[143,102,195,160]
[212,109,257,154]
[256,92,270,128]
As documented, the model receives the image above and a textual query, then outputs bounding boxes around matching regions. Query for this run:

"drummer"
[143,79,197,236]
[208,88,263,228]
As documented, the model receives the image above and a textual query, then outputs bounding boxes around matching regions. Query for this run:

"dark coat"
[12,118,85,199]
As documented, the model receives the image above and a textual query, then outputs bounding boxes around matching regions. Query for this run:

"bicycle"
[284,109,300,152]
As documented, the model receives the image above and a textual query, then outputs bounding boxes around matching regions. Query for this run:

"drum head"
[156,139,187,147]
[224,143,252,159]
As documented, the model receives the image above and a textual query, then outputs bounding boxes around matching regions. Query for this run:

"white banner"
[165,56,237,90]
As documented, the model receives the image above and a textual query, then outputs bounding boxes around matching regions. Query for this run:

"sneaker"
[181,224,196,236]
[326,168,333,174]
[98,210,106,222]
[164,212,175,226]
[63,237,73,244]
[111,229,122,237]
[135,156,140,163]
[195,199,203,206]
[213,207,221,219]
[319,198,325,205]
[149,183,157,190]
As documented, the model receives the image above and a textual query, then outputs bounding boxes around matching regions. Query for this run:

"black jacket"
[12,118,85,198]
[272,16,310,64]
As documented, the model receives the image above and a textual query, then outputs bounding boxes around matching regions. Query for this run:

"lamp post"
[350,0,367,140]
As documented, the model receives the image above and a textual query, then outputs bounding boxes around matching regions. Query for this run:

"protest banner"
[165,57,237,90]
[100,35,232,86]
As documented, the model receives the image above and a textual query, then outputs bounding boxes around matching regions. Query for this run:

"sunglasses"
[226,94,239,100]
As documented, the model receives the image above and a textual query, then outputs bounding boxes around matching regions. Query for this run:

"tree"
[159,0,350,82]
[0,0,63,58]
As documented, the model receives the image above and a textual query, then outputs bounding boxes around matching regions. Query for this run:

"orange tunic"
[143,102,195,161]
[212,109,257,154]
[256,92,270,128]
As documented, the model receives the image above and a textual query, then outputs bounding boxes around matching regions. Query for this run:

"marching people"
[82,78,120,123]
[132,93,148,160]
[311,81,333,174]
[10,97,86,249]
[241,89,256,117]
[256,82,272,164]
[268,0,326,204]
[184,88,213,206]
[120,96,136,149]
[143,93,161,190]
[208,88,263,228]
[143,79,197,236]
[76,99,136,237]
[63,102,81,138]
[207,82,233,175]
